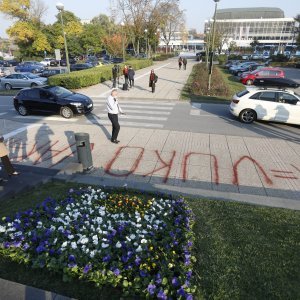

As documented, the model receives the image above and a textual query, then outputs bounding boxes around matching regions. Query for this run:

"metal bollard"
[74,132,93,171]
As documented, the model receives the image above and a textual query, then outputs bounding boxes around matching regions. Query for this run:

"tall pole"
[57,3,70,73]
[121,22,125,63]
[208,0,220,93]
[144,29,148,58]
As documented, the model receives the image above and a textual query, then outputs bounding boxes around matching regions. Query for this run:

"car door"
[38,89,60,114]
[4,74,18,88]
[275,92,300,125]
[17,74,29,88]
[250,91,278,121]
[256,70,270,79]
[24,89,41,111]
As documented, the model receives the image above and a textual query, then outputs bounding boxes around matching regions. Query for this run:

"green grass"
[0,90,18,96]
[1,182,300,299]
[218,67,245,97]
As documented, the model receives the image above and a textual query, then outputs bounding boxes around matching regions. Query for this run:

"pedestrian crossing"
[0,99,176,129]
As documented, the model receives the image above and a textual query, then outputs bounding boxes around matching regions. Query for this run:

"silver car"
[0,67,11,77]
[0,73,48,90]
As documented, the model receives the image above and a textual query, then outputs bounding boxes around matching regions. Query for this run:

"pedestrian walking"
[128,65,135,88]
[106,89,125,144]
[149,69,158,93]
[178,57,183,70]
[112,64,118,88]
[0,136,19,177]
[183,57,187,70]
[122,65,129,90]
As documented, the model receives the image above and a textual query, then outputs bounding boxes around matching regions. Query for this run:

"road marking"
[113,109,170,115]
[190,109,200,116]
[0,112,7,116]
[91,99,176,106]
[14,116,78,122]
[95,114,167,121]
[87,119,164,128]
[3,124,41,140]
[118,104,174,110]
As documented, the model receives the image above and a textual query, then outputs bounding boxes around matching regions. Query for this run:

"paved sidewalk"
[79,57,196,100]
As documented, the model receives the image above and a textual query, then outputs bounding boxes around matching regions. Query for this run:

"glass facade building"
[204,7,297,48]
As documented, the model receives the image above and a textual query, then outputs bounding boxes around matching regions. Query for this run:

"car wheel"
[5,83,12,90]
[17,105,28,116]
[246,79,253,85]
[31,83,38,88]
[239,109,256,124]
[60,106,74,119]
[237,71,242,76]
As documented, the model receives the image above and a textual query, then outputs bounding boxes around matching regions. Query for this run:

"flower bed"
[0,188,195,299]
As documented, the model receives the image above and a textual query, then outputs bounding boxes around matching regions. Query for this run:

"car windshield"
[47,86,73,97]
[26,74,40,79]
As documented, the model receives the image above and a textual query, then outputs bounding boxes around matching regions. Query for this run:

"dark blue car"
[15,61,44,73]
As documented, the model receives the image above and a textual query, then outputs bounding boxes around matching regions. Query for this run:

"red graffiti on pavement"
[183,152,219,184]
[105,146,144,177]
[143,150,176,183]
[233,156,273,186]
[270,169,298,180]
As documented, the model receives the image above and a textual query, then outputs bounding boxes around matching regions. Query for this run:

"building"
[204,7,297,50]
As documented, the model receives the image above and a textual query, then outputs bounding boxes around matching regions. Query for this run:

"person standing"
[149,69,158,93]
[106,89,125,144]
[123,65,129,90]
[112,64,118,88]
[178,57,183,70]
[128,66,135,88]
[183,57,187,70]
[0,136,19,177]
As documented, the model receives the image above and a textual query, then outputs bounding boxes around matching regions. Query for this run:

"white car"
[230,88,300,125]
[39,58,53,66]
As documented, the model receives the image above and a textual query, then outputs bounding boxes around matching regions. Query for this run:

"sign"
[55,49,61,61]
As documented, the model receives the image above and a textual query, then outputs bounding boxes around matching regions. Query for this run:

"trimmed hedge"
[152,53,175,61]
[48,59,153,89]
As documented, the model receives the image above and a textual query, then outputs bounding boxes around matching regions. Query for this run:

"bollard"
[74,132,93,171]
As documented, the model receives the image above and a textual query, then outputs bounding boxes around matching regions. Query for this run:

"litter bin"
[75,132,93,170]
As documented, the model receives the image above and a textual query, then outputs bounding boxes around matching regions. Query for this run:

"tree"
[294,14,300,45]
[102,33,127,57]
[250,37,260,51]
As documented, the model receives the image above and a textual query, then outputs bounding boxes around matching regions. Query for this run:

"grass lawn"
[181,64,245,103]
[0,90,18,96]
[0,182,300,299]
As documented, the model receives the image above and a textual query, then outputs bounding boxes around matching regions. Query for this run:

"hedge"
[48,59,153,89]
[152,53,175,61]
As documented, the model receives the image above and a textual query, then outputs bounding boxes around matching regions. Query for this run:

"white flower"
[62,241,68,248]
[81,237,89,244]
[130,234,136,240]
[0,225,6,233]
[136,245,143,252]
[68,234,74,240]
[116,241,122,248]
[102,243,109,248]
[126,236,131,242]
[53,238,58,244]
[71,242,77,249]
[90,250,96,258]
[141,239,147,244]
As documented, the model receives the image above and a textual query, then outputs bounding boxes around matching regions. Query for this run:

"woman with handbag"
[149,69,158,93]
[0,136,19,177]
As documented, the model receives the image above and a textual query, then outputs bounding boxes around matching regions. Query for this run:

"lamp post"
[144,29,148,58]
[121,21,125,63]
[154,29,160,58]
[207,0,220,94]
[56,2,70,73]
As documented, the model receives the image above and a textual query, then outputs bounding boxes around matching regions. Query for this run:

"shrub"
[48,59,153,89]
[228,54,242,60]
[270,54,289,62]
[218,54,227,66]
[153,53,174,61]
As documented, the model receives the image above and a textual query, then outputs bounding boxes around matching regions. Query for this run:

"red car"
[240,67,285,85]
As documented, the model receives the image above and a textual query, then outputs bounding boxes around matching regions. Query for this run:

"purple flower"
[13,241,21,248]
[177,286,186,297]
[36,245,45,253]
[83,264,92,274]
[68,254,76,262]
[139,270,147,277]
[157,289,167,300]
[103,255,111,263]
[186,294,193,300]
[23,243,30,250]
[121,255,129,263]
[4,242,10,249]
[113,268,120,276]
[172,277,180,287]
[147,284,156,295]
[135,256,141,266]
[155,273,162,285]
[49,248,55,256]
[186,270,192,279]
[68,262,77,268]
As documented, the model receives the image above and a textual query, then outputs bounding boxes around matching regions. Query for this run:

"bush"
[0,56,3,60]
[228,54,242,60]
[152,53,174,61]
[218,54,227,66]
[48,59,153,89]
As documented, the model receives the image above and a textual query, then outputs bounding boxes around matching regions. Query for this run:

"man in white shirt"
[106,88,124,143]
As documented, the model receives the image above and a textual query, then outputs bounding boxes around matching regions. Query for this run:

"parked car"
[50,59,60,66]
[70,63,93,71]
[0,67,11,77]
[230,62,258,75]
[13,85,94,119]
[15,62,44,73]
[0,73,48,90]
[60,58,76,66]
[239,65,266,78]
[224,60,241,69]
[40,58,54,66]
[229,87,300,125]
[41,68,67,77]
[240,67,285,85]
[0,59,19,67]
[112,57,124,64]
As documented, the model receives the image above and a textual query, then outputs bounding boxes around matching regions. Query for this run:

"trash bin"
[75,132,93,170]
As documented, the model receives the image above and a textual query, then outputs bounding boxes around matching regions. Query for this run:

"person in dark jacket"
[123,65,129,86]
[178,57,183,70]
[183,57,187,70]
[128,66,135,88]
[0,136,19,177]
[149,69,158,93]
[112,64,118,88]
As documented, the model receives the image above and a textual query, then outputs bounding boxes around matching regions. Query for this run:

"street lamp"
[208,0,220,93]
[121,21,125,63]
[144,29,148,58]
[56,2,70,73]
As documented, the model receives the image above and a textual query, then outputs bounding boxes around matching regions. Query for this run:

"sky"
[0,0,299,38]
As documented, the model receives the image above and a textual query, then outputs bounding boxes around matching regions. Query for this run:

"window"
[258,70,270,76]
[278,92,298,105]
[259,92,276,102]
[27,89,40,99]
[237,90,249,97]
